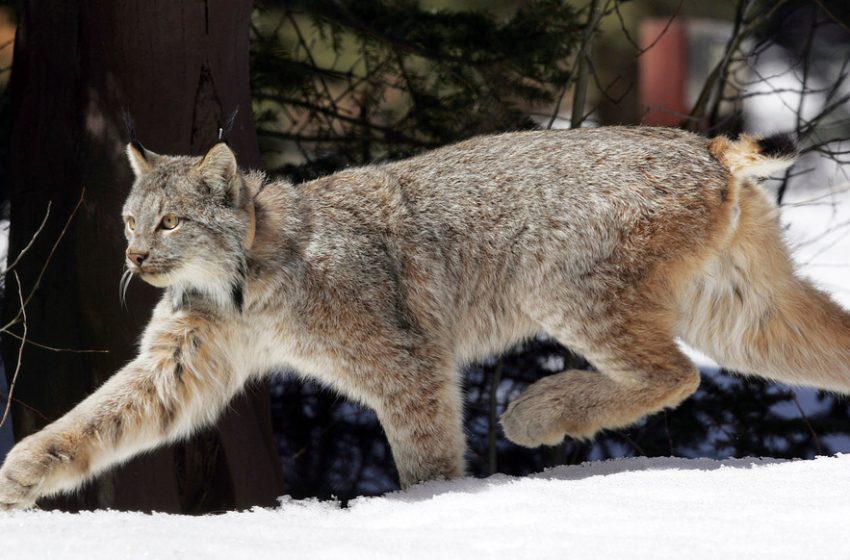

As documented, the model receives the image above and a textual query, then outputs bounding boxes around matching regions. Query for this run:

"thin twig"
[790,392,823,455]
[701,0,756,131]
[0,271,27,429]
[4,202,52,275]
[811,0,850,34]
[287,10,341,121]
[1,189,85,333]
[614,429,647,456]
[778,6,817,204]
[0,394,48,423]
[570,0,606,129]
[546,86,571,130]
[614,0,684,57]
[0,330,109,354]
[487,359,504,475]
[547,0,606,129]
[688,0,778,130]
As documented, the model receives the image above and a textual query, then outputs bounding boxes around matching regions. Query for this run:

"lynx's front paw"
[0,434,71,510]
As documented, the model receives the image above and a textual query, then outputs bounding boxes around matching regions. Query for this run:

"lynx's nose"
[126,251,149,267]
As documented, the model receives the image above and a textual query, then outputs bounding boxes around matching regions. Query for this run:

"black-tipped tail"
[756,133,798,160]
[709,132,799,178]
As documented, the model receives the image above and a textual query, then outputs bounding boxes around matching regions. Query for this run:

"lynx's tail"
[679,144,850,395]
[708,133,798,179]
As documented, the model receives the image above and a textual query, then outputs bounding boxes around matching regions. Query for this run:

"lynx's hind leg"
[501,315,700,447]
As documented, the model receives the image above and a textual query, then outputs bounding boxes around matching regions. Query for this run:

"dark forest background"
[0,0,849,511]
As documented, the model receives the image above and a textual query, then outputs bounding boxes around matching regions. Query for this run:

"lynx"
[2,126,849,510]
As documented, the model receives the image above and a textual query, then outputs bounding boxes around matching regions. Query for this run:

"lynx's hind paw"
[500,373,603,447]
[501,400,568,448]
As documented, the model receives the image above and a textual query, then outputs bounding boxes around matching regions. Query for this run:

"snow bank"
[2,454,849,559]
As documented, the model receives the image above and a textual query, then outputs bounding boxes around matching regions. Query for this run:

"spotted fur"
[2,127,848,510]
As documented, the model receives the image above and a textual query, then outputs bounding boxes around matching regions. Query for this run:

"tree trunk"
[2,0,284,513]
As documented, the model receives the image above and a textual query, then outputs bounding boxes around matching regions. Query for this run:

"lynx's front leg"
[0,310,242,510]
[372,363,466,488]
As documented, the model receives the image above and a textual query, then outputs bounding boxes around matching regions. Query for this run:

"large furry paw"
[500,374,598,447]
[0,435,66,511]
[501,394,568,448]
[393,446,465,489]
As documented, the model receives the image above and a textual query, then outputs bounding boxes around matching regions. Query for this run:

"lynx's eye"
[160,214,179,230]
[126,216,136,231]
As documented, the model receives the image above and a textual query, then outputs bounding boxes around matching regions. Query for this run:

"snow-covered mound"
[2,455,848,559]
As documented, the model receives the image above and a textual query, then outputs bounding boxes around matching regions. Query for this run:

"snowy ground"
[2,454,849,559]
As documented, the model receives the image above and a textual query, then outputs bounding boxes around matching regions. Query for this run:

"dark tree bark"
[2,0,284,512]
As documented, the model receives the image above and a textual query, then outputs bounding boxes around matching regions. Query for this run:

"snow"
[2,454,849,559]
[781,172,850,308]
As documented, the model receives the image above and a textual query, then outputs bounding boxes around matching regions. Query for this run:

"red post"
[639,19,688,127]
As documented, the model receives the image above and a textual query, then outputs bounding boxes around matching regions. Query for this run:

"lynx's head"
[122,141,255,311]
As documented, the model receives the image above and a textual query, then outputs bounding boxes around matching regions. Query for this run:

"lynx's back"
[295,127,732,362]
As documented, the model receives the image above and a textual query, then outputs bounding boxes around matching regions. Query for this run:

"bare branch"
[791,391,823,455]
[1,329,109,354]
[4,202,51,275]
[487,359,504,475]
[1,189,85,333]
[614,0,684,57]
[0,271,27,429]
[688,0,792,131]
[569,0,606,129]
[811,0,850,34]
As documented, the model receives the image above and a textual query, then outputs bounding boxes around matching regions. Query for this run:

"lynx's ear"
[126,142,159,177]
[196,142,239,201]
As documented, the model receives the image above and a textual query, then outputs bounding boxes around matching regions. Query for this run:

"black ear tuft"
[122,110,147,157]
[217,106,240,145]
[757,133,798,159]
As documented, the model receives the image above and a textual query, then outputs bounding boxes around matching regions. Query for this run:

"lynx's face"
[122,142,252,309]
